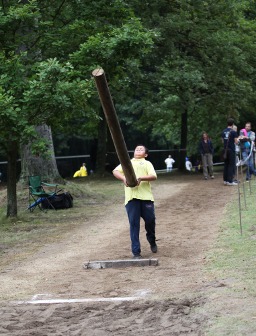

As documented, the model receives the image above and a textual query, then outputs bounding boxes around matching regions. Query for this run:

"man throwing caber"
[113,145,157,259]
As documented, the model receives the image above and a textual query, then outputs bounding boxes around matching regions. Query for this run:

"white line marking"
[16,297,142,304]
[15,290,151,305]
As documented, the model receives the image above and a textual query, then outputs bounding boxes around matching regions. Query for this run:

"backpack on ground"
[42,192,73,210]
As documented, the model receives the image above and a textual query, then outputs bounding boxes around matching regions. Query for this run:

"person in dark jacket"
[199,132,214,180]
[221,118,238,186]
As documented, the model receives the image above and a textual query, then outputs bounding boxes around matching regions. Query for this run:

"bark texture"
[6,141,18,217]
[20,125,63,184]
[179,108,188,170]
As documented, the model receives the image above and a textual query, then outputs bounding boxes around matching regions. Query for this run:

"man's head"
[202,132,208,139]
[134,145,148,159]
[245,122,251,132]
[227,118,235,127]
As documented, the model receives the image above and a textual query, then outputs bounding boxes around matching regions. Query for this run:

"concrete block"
[83,258,158,269]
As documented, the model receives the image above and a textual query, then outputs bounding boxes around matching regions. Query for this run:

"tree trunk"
[179,108,188,170]
[20,125,63,184]
[95,108,107,175]
[7,141,18,217]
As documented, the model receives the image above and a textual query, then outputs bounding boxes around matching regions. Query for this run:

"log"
[92,68,137,187]
[84,258,159,269]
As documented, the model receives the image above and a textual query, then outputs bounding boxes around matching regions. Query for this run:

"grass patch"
[0,176,123,266]
[205,181,256,335]
[208,187,256,294]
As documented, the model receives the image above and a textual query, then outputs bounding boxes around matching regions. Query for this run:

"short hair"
[227,118,235,126]
[245,122,251,127]
[136,144,149,155]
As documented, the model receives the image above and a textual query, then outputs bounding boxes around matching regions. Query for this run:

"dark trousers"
[223,150,236,183]
[242,149,256,179]
[125,199,156,256]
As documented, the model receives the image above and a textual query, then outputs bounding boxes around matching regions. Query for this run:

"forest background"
[1,0,256,217]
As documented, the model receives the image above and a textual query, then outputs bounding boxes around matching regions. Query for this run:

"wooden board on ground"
[84,258,158,269]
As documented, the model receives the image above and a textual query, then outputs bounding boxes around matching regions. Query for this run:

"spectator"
[185,157,193,171]
[199,132,214,180]
[221,118,238,186]
[164,155,175,172]
[239,122,256,181]
[73,163,88,178]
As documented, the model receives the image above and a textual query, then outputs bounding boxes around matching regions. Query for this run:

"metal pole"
[237,162,243,235]
[247,161,252,194]
[92,68,137,187]
[239,147,247,209]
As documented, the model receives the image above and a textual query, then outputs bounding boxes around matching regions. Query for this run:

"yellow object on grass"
[73,164,87,178]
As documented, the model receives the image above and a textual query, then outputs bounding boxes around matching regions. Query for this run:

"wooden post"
[92,68,137,187]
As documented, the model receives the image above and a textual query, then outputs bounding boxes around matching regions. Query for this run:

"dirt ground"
[0,172,249,335]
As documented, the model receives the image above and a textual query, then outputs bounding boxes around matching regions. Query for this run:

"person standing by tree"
[199,132,214,180]
[239,122,256,181]
[164,154,175,172]
[221,118,238,186]
[113,145,157,259]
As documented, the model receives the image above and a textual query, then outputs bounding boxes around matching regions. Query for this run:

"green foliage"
[23,58,94,128]
[0,0,154,150]
[0,0,155,217]
[123,0,256,155]
[0,52,93,151]
[2,0,256,215]
[1,0,256,157]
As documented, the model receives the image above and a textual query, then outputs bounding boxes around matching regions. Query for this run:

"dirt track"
[0,173,241,335]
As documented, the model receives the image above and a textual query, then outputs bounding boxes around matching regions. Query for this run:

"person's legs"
[248,154,256,176]
[242,150,250,179]
[201,154,208,178]
[207,153,214,177]
[227,151,236,182]
[223,158,229,182]
[125,199,141,256]
[140,201,156,247]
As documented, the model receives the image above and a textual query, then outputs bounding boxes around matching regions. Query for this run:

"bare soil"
[0,173,249,335]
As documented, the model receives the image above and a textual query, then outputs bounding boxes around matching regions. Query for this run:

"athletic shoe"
[204,176,208,180]
[224,181,227,185]
[133,254,142,259]
[211,176,214,179]
[226,182,238,186]
[150,244,158,253]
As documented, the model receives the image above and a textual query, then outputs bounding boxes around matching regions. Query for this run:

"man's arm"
[137,175,157,184]
[113,170,156,186]
[113,169,125,182]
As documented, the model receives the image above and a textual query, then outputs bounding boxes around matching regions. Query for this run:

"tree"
[20,125,61,183]
[124,0,256,166]
[0,1,155,217]
[0,52,92,217]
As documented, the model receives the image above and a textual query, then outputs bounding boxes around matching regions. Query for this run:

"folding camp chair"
[28,175,59,211]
